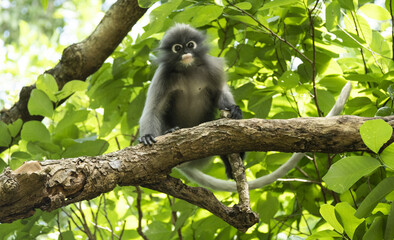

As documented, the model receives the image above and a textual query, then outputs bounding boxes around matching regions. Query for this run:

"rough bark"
[0,115,393,230]
[0,0,147,152]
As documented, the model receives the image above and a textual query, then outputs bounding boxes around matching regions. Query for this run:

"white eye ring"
[186,41,197,49]
[172,44,183,53]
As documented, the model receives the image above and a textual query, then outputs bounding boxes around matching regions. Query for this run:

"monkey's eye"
[186,41,197,49]
[171,44,183,53]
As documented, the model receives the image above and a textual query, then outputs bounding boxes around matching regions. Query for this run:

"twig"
[307,0,323,117]
[135,186,149,240]
[167,195,183,240]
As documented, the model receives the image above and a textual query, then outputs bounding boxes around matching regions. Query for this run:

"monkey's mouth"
[181,53,194,66]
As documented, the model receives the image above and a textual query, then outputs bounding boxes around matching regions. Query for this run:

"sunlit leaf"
[319,204,344,233]
[21,121,51,143]
[360,119,393,153]
[28,89,54,118]
[335,202,364,239]
[259,0,301,10]
[8,119,22,138]
[278,71,299,90]
[56,80,88,100]
[36,73,58,102]
[360,4,391,20]
[323,156,380,193]
[235,2,252,10]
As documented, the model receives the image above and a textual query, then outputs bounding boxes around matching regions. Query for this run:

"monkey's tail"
[177,153,305,192]
[179,82,352,191]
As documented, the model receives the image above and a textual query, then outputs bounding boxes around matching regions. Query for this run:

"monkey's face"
[158,24,209,71]
[171,40,198,66]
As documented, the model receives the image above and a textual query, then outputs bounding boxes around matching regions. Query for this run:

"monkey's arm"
[218,84,242,119]
[139,67,169,145]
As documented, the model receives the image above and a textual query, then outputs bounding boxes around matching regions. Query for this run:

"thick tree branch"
[0,0,146,152]
[0,116,393,228]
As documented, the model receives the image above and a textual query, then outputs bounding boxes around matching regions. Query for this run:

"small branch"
[350,11,368,74]
[142,175,259,232]
[135,186,149,240]
[391,0,394,61]
[167,196,183,240]
[307,1,323,117]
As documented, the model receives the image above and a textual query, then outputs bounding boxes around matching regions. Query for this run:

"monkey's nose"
[181,53,194,65]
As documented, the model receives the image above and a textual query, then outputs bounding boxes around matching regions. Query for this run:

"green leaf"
[55,80,88,100]
[306,230,342,240]
[355,177,394,218]
[375,107,393,117]
[225,15,258,26]
[127,91,146,127]
[316,89,335,115]
[21,121,51,143]
[326,1,340,31]
[235,2,252,10]
[41,0,48,10]
[339,0,357,11]
[381,142,394,169]
[55,110,89,133]
[319,204,344,233]
[360,119,393,153]
[388,84,394,101]
[138,0,158,8]
[0,122,12,147]
[36,73,58,102]
[8,119,23,137]
[259,0,300,10]
[360,4,391,20]
[323,156,380,193]
[278,71,299,90]
[62,139,109,158]
[28,89,54,118]
[364,216,384,240]
[256,193,279,224]
[335,202,364,239]
[190,5,223,27]
[385,202,394,240]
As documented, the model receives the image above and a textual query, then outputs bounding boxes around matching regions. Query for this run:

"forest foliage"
[1,0,394,239]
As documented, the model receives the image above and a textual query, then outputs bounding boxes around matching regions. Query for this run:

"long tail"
[178,82,352,191]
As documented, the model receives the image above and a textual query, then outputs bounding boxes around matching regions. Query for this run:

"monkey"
[139,23,243,180]
[139,24,353,191]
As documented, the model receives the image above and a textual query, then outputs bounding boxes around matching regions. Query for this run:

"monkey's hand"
[164,126,180,134]
[139,134,157,146]
[228,105,243,119]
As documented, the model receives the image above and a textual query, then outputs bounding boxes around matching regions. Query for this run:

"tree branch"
[0,0,147,152]
[0,116,393,229]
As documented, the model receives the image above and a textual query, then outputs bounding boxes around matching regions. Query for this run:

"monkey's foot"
[165,126,180,134]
